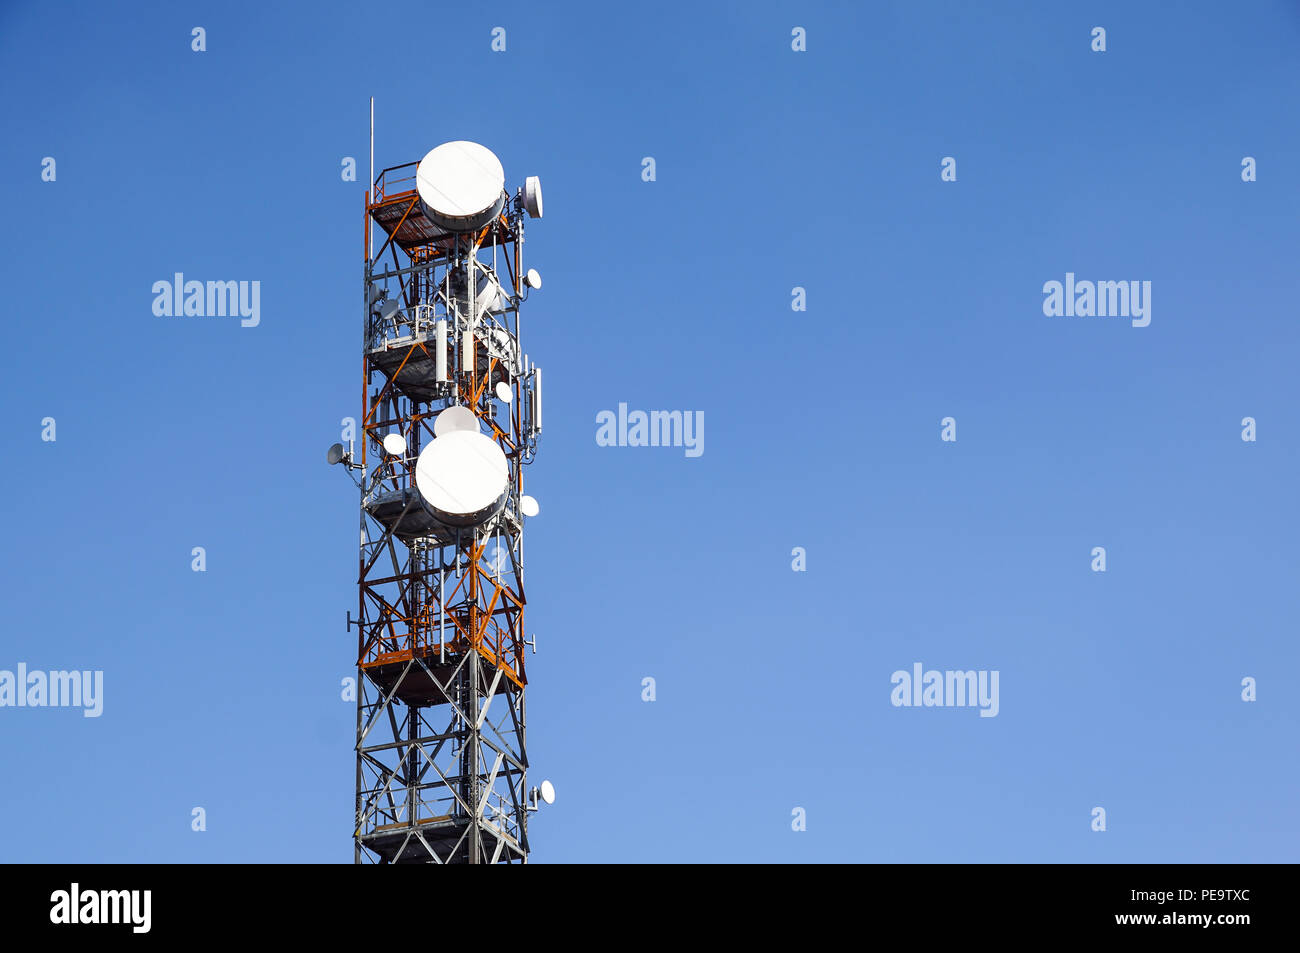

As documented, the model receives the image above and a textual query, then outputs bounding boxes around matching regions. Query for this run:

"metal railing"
[370,162,419,208]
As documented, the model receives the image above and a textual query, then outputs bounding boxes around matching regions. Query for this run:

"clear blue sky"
[1,0,1297,863]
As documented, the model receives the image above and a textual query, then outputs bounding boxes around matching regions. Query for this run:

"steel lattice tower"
[340,139,546,863]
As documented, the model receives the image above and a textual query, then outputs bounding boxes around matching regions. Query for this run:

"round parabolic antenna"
[539,779,556,805]
[416,141,506,233]
[520,494,539,517]
[327,443,346,465]
[382,432,407,456]
[524,176,543,219]
[433,405,481,438]
[495,381,513,403]
[460,266,506,318]
[415,430,509,527]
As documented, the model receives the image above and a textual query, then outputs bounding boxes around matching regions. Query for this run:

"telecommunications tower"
[330,132,551,863]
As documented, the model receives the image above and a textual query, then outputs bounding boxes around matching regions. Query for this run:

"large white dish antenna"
[382,432,407,456]
[416,141,506,233]
[415,430,509,527]
[433,405,481,438]
[475,270,506,315]
[474,325,518,371]
[451,262,507,320]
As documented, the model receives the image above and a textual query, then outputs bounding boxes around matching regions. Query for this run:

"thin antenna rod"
[368,97,374,260]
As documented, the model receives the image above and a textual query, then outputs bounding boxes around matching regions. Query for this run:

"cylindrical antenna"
[462,328,474,374]
[533,366,542,433]
[435,320,448,382]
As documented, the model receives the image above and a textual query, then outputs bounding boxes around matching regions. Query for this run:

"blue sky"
[1,0,1297,862]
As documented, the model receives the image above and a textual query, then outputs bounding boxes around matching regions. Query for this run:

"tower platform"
[361,640,525,707]
[360,814,524,864]
[369,163,515,253]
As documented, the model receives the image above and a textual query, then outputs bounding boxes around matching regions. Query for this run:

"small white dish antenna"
[520,495,539,518]
[433,405,481,438]
[539,779,555,805]
[524,268,542,290]
[524,176,543,218]
[382,432,407,456]
[495,381,513,403]
[327,443,346,465]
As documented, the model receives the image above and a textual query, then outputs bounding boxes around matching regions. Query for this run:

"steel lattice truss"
[351,160,541,863]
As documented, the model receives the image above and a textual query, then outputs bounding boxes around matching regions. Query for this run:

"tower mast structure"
[344,139,546,863]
